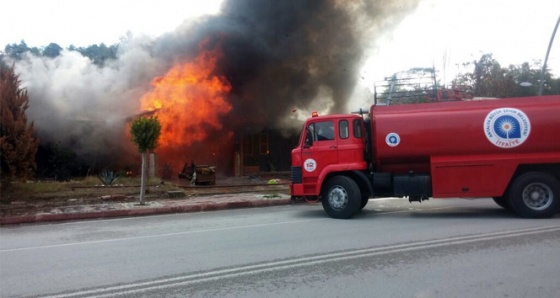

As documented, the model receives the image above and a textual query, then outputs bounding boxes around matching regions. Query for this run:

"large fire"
[139,40,233,169]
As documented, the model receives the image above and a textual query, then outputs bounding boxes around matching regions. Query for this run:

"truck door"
[301,120,338,188]
[336,118,365,164]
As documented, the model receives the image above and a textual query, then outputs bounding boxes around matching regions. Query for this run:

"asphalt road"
[1,198,559,297]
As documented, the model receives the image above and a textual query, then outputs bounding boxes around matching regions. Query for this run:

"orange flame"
[139,40,232,154]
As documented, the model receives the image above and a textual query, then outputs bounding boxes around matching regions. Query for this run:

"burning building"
[8,0,421,178]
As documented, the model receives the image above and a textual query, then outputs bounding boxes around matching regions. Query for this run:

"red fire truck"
[290,95,560,219]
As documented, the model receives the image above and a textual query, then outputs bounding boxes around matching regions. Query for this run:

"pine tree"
[0,64,39,182]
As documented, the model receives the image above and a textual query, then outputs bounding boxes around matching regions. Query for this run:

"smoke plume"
[5,0,420,172]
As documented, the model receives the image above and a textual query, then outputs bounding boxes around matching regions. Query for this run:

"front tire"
[508,172,560,218]
[360,193,369,210]
[322,176,361,219]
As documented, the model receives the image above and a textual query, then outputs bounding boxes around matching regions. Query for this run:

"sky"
[361,0,560,86]
[1,0,559,86]
[0,0,223,47]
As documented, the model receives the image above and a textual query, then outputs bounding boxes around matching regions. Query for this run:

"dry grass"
[1,173,292,207]
[1,176,183,204]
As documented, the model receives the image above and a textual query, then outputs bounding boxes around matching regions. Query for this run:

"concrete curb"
[0,199,292,225]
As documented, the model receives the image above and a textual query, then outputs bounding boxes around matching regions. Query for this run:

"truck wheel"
[508,172,560,218]
[322,176,361,219]
[492,196,511,210]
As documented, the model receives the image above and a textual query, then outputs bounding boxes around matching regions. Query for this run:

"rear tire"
[322,176,361,219]
[508,172,560,218]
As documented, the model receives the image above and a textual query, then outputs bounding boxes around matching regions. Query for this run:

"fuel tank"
[369,95,560,173]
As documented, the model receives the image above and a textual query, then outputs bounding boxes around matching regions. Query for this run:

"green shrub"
[98,170,121,186]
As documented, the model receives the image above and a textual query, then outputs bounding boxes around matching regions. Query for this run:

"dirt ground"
[0,174,290,217]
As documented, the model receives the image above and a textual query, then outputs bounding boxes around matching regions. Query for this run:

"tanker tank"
[369,95,560,173]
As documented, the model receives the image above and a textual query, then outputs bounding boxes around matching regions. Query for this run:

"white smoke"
[10,36,169,166]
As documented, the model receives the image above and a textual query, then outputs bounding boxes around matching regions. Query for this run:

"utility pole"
[538,15,560,96]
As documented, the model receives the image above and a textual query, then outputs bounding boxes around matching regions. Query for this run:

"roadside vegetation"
[1,176,182,204]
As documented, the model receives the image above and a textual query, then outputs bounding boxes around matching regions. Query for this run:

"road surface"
[1,198,559,297]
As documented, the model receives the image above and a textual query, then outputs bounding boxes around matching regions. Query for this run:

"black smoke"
[155,0,421,133]
[4,0,420,172]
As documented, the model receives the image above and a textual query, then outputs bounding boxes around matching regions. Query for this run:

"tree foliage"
[42,43,63,58]
[74,43,118,66]
[0,64,39,181]
[129,116,162,153]
[3,40,118,66]
[452,53,560,97]
[3,41,40,60]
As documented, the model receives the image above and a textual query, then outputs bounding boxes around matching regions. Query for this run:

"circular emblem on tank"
[484,107,531,148]
[304,158,317,172]
[385,133,400,147]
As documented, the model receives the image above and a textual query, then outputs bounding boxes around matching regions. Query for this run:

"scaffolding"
[373,69,472,105]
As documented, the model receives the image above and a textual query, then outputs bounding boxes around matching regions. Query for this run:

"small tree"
[0,64,39,186]
[129,116,161,205]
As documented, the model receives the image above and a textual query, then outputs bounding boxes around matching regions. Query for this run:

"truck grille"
[291,166,302,183]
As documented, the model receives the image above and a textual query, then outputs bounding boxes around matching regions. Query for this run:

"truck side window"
[304,126,313,147]
[307,123,315,142]
[313,121,335,141]
[339,120,349,139]
[353,119,362,138]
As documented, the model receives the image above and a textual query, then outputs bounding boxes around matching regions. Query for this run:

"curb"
[0,199,292,225]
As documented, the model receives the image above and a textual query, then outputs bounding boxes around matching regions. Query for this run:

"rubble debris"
[178,161,216,185]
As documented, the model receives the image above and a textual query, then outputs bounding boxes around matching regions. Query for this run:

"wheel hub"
[328,186,348,210]
[522,182,553,210]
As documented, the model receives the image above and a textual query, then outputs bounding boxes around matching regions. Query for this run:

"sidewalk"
[0,192,293,225]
